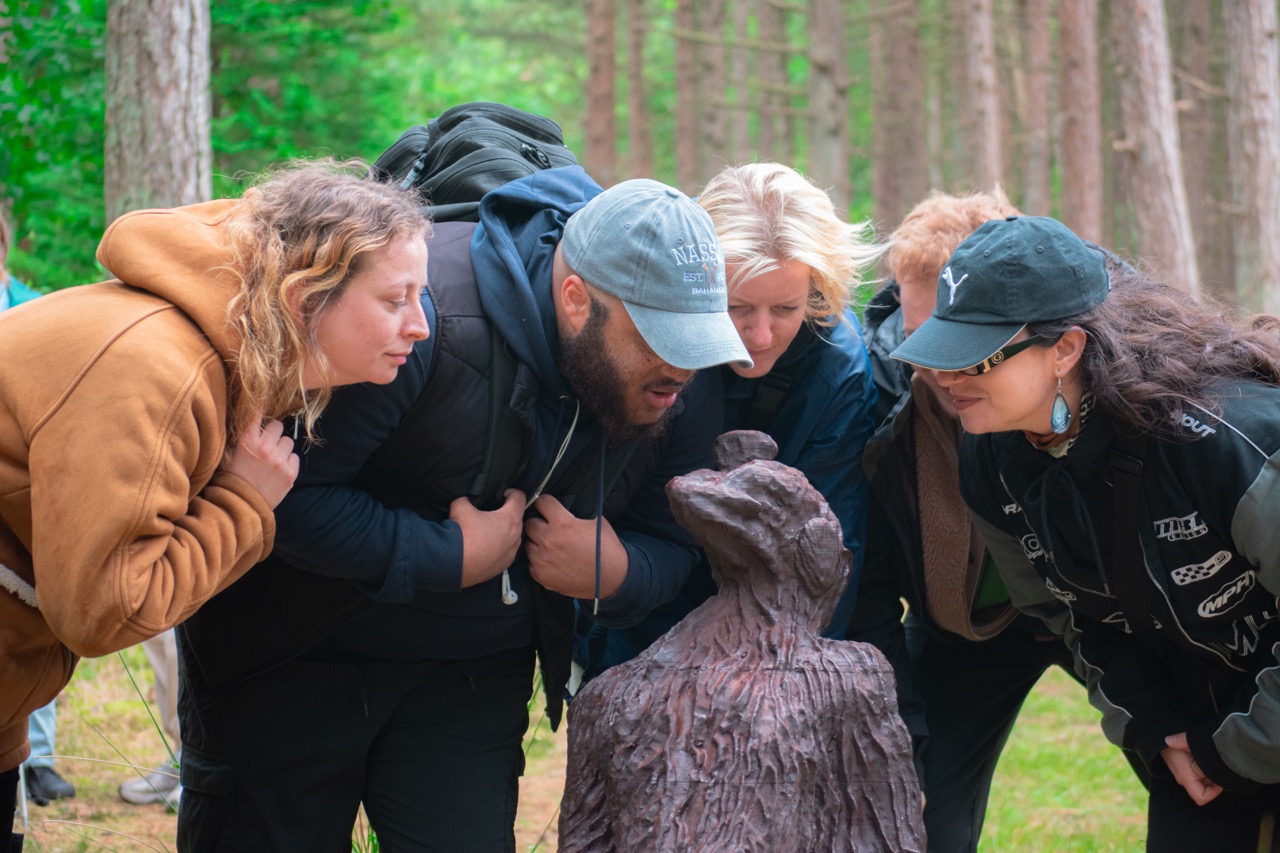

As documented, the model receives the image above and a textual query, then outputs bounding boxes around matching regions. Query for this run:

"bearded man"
[174,171,750,851]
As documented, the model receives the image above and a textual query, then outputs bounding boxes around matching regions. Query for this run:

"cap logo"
[942,266,968,305]
[672,242,724,293]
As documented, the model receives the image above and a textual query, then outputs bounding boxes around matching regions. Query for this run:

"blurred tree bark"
[871,0,927,229]
[1019,0,1052,214]
[626,0,653,179]
[1111,0,1198,294]
[730,1,751,164]
[1224,0,1280,313]
[756,0,792,163]
[1172,0,1232,300]
[808,0,849,211]
[1059,0,1102,241]
[1111,0,1200,295]
[105,0,211,221]
[675,0,698,191]
[963,0,1002,191]
[585,0,618,186]
[696,0,728,185]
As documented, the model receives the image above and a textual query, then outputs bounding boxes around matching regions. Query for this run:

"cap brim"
[890,316,1024,371]
[624,302,753,371]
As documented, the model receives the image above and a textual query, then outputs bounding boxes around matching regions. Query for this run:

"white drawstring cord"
[500,399,581,605]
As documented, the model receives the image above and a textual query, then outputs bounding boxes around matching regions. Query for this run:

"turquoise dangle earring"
[1050,376,1071,434]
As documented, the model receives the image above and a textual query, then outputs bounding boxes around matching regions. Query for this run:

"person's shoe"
[119,761,181,805]
[24,765,76,806]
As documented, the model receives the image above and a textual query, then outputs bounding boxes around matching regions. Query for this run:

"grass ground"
[19,649,1147,852]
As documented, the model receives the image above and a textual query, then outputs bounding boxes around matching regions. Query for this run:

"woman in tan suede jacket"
[0,160,430,843]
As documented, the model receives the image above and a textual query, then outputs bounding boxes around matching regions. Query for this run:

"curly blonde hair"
[887,187,1020,287]
[697,163,882,326]
[224,158,430,441]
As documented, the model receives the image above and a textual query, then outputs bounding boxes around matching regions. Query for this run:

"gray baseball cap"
[891,215,1110,371]
[562,179,752,371]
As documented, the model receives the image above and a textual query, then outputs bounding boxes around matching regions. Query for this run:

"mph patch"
[1197,570,1256,618]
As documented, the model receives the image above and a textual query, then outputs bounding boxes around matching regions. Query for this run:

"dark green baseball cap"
[890,215,1110,371]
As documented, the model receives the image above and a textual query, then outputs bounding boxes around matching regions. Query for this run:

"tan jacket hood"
[96,198,244,361]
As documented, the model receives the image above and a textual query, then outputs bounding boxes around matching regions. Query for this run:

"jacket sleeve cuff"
[1186,724,1265,792]
[582,539,646,627]
[208,470,276,562]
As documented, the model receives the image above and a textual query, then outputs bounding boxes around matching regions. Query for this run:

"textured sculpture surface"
[560,431,925,852]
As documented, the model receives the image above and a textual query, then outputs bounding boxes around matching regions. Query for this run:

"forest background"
[3,1,1258,849]
[3,0,1280,311]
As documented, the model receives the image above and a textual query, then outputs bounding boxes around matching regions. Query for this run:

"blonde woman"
[0,159,429,844]
[582,162,882,674]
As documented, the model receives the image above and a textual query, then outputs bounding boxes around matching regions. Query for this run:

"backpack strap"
[1110,432,1157,642]
[745,367,793,432]
[469,327,524,509]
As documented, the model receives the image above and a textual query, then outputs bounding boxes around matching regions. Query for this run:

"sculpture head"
[666,430,849,625]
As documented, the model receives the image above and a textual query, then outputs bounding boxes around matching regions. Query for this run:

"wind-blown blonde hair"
[224,158,429,441]
[697,162,882,326]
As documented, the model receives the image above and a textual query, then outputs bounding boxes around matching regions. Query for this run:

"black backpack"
[371,101,580,222]
[370,103,615,513]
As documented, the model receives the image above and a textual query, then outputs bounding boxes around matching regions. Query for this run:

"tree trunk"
[756,0,791,163]
[105,0,211,221]
[1224,0,1280,313]
[1059,0,1103,241]
[871,0,927,229]
[963,0,1002,190]
[808,0,848,212]
[585,0,618,187]
[1111,0,1200,295]
[925,62,945,193]
[696,0,728,186]
[1173,0,1232,300]
[1020,0,1052,214]
[675,0,699,192]
[729,0,751,164]
[626,0,653,179]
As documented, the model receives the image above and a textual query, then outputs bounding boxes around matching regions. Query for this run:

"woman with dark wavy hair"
[892,214,1280,851]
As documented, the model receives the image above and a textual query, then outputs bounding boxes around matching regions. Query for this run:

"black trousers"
[176,645,535,853]
[905,613,1149,853]
[2,766,20,852]
[1145,771,1280,852]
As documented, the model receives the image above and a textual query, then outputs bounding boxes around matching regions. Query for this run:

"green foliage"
[1,0,108,290]
[1,0,599,292]
[4,0,890,292]
[210,0,418,191]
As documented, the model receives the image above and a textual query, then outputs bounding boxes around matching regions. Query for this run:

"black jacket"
[178,167,718,729]
[962,381,1280,790]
